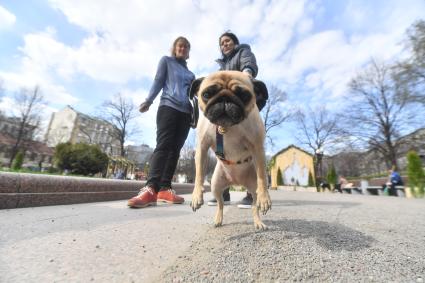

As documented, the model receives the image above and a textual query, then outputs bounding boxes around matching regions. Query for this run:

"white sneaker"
[207,198,231,206]
[237,194,253,209]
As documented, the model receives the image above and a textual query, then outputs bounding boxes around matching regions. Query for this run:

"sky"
[0,0,424,154]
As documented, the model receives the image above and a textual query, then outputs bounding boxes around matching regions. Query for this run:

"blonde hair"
[171,36,191,59]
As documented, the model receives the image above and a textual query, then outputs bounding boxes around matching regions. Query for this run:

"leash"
[215,126,252,165]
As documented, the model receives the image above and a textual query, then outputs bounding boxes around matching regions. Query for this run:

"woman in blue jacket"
[128,36,195,208]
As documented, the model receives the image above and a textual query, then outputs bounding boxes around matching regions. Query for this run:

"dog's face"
[189,71,266,127]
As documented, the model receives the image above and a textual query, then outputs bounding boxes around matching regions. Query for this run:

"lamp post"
[315,148,324,188]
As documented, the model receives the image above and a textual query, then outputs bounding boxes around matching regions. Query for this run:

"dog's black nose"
[215,96,230,103]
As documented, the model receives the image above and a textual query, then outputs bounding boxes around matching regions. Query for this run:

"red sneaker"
[128,186,157,208]
[157,188,185,204]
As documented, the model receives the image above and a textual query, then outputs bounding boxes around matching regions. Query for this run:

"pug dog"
[189,70,271,229]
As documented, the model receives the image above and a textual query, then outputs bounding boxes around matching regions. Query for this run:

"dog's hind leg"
[211,165,230,227]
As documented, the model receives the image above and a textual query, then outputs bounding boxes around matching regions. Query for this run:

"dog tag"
[218,126,227,134]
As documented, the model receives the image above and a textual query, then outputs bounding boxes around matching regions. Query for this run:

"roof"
[272,144,313,159]
[27,140,54,155]
[64,105,114,127]
[399,127,425,141]
[0,133,54,155]
[0,133,16,146]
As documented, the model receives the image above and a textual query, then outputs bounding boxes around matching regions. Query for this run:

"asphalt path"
[1,190,424,282]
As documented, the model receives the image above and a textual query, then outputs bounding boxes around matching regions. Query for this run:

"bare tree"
[0,80,4,116]
[261,85,292,149]
[177,134,196,183]
[294,107,344,184]
[395,20,425,105]
[294,107,344,154]
[8,86,46,167]
[101,93,139,157]
[0,79,4,98]
[346,60,419,170]
[0,79,4,116]
[177,132,218,183]
[176,132,217,183]
[328,149,363,177]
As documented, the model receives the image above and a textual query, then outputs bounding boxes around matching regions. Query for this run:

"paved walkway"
[1,190,424,282]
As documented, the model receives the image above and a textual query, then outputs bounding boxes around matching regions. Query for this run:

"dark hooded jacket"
[216,44,258,78]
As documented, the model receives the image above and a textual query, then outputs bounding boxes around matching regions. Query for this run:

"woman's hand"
[242,68,253,79]
[139,102,151,113]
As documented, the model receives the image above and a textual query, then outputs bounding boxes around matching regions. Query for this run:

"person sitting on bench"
[383,167,403,196]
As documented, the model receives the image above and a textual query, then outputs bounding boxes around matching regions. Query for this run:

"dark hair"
[171,36,191,59]
[219,31,239,46]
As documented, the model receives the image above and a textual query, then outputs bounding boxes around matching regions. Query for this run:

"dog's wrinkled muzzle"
[205,96,245,127]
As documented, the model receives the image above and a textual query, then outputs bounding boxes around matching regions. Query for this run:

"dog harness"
[215,126,252,165]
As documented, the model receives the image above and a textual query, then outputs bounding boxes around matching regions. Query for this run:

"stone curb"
[0,172,206,209]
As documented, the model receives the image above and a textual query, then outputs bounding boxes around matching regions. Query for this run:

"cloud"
[267,24,411,106]
[44,0,309,81]
[2,0,424,149]
[0,5,16,29]
[0,26,78,116]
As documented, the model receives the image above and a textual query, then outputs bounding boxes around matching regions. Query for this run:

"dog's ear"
[252,79,268,111]
[252,79,268,101]
[188,77,204,100]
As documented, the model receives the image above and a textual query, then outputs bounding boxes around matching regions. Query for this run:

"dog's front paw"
[254,219,268,230]
[190,190,204,212]
[214,210,223,227]
[256,191,272,215]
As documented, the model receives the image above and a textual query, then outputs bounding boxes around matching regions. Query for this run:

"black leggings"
[146,106,190,192]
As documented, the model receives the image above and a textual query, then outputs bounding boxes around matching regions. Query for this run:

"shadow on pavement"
[271,199,360,208]
[227,218,375,252]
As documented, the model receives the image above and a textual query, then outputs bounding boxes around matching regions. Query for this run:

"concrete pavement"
[0,191,236,282]
[1,190,424,282]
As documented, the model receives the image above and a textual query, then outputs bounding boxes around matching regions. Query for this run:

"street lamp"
[315,148,324,187]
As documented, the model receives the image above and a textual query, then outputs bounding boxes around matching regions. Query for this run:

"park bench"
[341,187,362,195]
[342,187,362,195]
[365,185,405,197]
[335,183,361,194]
[395,186,406,197]
[365,186,383,195]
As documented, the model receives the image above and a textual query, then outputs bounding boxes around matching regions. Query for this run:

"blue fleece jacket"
[145,56,195,114]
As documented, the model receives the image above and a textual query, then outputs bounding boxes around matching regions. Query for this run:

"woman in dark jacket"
[216,32,258,78]
[128,36,195,208]
[207,32,265,209]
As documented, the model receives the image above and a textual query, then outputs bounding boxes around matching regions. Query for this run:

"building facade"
[125,144,154,169]
[0,114,36,140]
[0,114,53,168]
[270,145,315,188]
[44,106,121,155]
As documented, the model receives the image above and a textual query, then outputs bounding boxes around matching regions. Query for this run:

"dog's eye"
[234,87,252,104]
[202,92,213,100]
[201,85,221,101]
